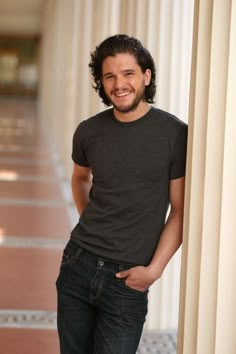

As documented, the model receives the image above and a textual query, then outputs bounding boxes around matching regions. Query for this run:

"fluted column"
[60,0,81,178]
[40,0,81,179]
[89,0,122,115]
[178,1,236,353]
[134,0,148,43]
[146,0,161,57]
[107,0,121,35]
[75,0,94,120]
[49,0,66,153]
[145,0,194,330]
[215,3,236,349]
[40,0,66,154]
[39,0,57,131]
[120,0,136,35]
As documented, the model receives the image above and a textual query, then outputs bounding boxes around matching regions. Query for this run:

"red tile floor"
[0,98,71,354]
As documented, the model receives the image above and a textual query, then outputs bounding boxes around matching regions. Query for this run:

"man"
[56,34,188,354]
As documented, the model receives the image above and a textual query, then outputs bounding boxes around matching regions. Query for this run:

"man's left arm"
[116,177,185,291]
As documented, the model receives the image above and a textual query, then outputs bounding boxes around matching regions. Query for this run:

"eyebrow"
[103,72,114,78]
[103,69,136,78]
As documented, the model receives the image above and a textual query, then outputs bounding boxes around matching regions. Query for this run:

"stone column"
[178,1,236,353]
[120,0,136,35]
[39,0,57,131]
[89,0,122,115]
[75,0,94,120]
[60,0,82,179]
[145,0,194,330]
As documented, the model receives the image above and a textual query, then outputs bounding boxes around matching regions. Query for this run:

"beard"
[108,86,146,113]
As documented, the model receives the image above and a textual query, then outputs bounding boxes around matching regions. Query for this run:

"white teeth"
[115,92,129,97]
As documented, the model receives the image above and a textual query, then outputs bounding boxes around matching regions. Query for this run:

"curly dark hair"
[89,34,156,106]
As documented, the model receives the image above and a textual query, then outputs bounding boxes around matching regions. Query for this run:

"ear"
[144,69,152,86]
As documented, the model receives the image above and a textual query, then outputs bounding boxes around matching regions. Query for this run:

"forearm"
[116,177,185,291]
[147,208,184,279]
[71,177,91,216]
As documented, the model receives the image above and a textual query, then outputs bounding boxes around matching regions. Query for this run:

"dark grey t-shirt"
[71,106,188,265]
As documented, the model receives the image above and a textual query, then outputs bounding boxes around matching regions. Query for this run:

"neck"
[114,102,150,122]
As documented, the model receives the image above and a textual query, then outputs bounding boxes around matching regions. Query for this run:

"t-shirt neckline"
[111,106,154,126]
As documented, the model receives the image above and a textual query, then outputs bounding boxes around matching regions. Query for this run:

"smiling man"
[56,34,188,354]
[102,53,151,116]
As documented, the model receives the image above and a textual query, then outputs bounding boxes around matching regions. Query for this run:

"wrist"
[146,264,163,281]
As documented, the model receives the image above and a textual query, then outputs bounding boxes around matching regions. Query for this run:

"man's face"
[101,53,151,114]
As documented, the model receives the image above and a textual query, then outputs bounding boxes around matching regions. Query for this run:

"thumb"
[115,270,129,278]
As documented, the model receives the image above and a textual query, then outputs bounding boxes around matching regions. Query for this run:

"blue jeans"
[56,239,148,354]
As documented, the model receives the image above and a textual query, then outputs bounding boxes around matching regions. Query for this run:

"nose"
[113,75,125,90]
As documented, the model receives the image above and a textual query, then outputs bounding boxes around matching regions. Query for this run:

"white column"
[60,0,81,179]
[89,0,122,115]
[146,0,161,58]
[120,0,136,35]
[76,0,94,120]
[169,0,194,117]
[145,0,194,331]
[178,1,236,353]
[108,0,121,35]
[155,0,173,110]
[215,3,236,351]
[39,0,57,131]
[50,0,65,151]
[134,0,148,43]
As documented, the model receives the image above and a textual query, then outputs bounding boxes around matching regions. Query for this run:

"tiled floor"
[0,97,177,354]
[0,98,69,354]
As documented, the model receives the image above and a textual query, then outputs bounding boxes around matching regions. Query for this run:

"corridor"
[0,98,177,354]
[0,97,70,353]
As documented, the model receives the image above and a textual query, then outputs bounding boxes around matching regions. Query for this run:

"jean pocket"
[122,280,149,295]
[61,240,83,265]
[61,249,73,265]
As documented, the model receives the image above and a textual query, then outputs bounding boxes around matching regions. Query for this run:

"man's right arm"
[71,163,92,216]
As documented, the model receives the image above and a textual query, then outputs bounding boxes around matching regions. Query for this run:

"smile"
[113,91,131,97]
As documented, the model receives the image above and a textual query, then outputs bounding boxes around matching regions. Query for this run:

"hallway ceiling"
[0,0,45,34]
[0,0,44,15]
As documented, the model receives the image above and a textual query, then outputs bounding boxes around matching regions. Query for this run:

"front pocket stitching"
[122,280,148,295]
[61,246,83,266]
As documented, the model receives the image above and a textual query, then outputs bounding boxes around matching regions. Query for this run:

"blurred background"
[0,1,40,98]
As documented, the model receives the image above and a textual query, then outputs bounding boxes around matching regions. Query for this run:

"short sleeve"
[71,123,90,167]
[169,125,188,180]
